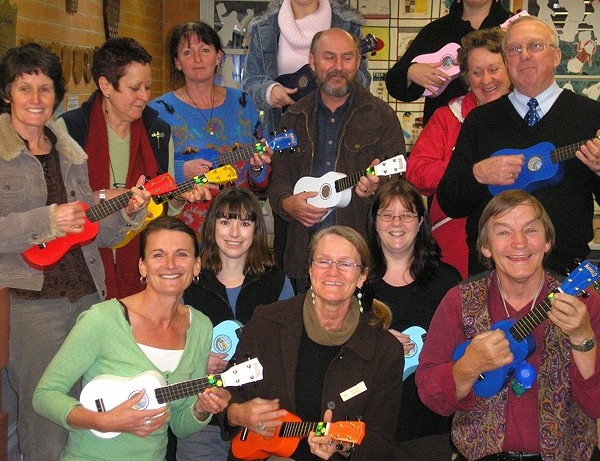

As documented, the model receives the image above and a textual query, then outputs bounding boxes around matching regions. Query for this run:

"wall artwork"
[200,0,271,88]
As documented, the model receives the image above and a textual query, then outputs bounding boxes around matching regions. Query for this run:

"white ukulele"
[293,155,406,223]
[79,358,263,438]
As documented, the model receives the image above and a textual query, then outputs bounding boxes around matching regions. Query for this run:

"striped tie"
[525,98,540,126]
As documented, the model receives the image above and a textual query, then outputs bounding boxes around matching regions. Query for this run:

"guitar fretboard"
[215,142,263,166]
[551,138,595,164]
[155,374,223,404]
[279,421,326,439]
[334,168,372,193]
[509,292,556,342]
[154,176,208,205]
[85,191,134,223]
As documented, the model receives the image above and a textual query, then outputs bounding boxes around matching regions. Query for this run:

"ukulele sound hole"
[527,156,542,172]
[441,55,455,69]
[298,75,309,89]
[405,341,417,358]
[130,390,149,410]
[320,184,332,200]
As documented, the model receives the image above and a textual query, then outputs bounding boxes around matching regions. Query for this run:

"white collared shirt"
[508,81,563,120]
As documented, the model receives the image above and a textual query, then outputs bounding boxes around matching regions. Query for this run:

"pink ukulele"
[412,42,461,97]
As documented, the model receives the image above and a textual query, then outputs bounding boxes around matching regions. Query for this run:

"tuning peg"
[581,290,591,299]
[564,259,582,276]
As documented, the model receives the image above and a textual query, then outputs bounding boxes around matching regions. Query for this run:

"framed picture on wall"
[399,0,432,18]
[358,0,390,19]
[199,0,271,88]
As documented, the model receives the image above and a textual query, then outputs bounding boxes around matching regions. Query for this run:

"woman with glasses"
[365,179,461,461]
[220,225,403,460]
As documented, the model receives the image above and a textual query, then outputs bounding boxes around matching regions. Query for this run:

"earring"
[104,93,109,98]
[193,275,199,284]
[355,284,374,313]
[140,276,147,285]
[356,288,363,313]
[310,288,316,306]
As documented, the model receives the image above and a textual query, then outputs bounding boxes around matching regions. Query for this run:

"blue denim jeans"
[176,424,230,461]
[7,292,100,461]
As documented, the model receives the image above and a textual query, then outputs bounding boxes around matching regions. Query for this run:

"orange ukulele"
[22,173,177,269]
[232,412,365,460]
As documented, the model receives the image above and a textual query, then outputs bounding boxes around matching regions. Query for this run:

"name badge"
[340,381,367,402]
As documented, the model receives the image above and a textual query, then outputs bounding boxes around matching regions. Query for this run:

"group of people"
[2,0,600,460]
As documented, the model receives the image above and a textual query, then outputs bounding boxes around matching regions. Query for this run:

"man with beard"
[267,28,405,293]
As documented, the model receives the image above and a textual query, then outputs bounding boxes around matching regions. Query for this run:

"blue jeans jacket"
[242,1,371,134]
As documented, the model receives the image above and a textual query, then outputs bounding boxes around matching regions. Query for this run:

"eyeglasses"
[377,212,418,223]
[312,258,363,271]
[504,41,554,57]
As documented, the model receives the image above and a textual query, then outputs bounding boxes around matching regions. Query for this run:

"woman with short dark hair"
[0,42,150,460]
[57,37,210,300]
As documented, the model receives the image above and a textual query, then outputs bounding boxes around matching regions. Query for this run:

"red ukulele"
[22,173,177,269]
[232,412,365,460]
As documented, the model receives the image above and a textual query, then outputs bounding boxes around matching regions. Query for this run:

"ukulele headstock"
[560,260,600,296]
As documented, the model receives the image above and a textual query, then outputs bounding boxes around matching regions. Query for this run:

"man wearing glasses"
[437,15,600,277]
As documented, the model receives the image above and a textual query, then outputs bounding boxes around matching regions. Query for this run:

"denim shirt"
[242,0,371,135]
[0,114,145,295]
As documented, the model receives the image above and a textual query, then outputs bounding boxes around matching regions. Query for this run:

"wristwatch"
[569,337,596,352]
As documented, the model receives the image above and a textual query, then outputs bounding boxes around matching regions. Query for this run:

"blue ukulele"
[175,130,298,183]
[453,260,600,398]
[402,326,426,381]
[211,320,244,361]
[488,136,600,196]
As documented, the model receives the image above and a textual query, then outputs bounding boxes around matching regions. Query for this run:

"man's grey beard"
[315,72,357,97]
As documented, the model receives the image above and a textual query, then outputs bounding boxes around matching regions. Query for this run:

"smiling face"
[174,34,222,85]
[7,72,55,134]
[139,229,201,296]
[100,61,152,124]
[480,203,551,286]
[215,214,255,264]
[376,198,422,259]
[466,47,511,105]
[309,234,367,308]
[504,19,561,97]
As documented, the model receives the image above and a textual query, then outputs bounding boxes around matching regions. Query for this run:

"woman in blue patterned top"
[149,22,272,236]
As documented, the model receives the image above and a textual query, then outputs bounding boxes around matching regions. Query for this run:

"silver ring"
[145,419,151,425]
[363,187,368,193]
[257,422,266,433]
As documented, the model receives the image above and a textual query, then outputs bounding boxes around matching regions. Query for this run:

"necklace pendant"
[206,118,216,136]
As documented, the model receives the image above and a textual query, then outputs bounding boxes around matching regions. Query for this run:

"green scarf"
[302,289,360,346]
